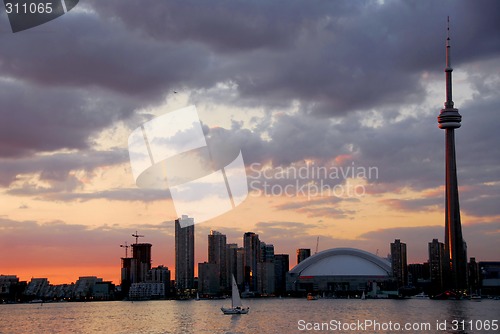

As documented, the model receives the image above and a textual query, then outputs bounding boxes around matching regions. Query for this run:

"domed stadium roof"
[289,248,391,277]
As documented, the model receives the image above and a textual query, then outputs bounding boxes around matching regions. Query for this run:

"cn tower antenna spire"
[446,16,450,63]
[447,16,450,41]
[445,16,453,109]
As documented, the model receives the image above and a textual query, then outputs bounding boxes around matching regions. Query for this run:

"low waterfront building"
[74,276,103,300]
[479,261,500,296]
[128,282,165,300]
[93,281,115,300]
[24,278,50,299]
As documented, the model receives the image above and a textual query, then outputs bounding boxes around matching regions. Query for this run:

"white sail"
[221,274,248,314]
[231,275,242,308]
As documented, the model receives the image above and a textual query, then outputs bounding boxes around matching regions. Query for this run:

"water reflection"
[0,299,498,334]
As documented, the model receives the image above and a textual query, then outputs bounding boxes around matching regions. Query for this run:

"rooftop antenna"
[132,231,144,244]
[315,236,319,254]
[120,242,130,258]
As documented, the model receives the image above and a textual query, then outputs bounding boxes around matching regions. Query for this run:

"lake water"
[0,298,499,333]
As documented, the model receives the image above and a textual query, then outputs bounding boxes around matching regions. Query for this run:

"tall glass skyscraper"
[175,215,194,291]
[243,232,260,291]
[390,239,407,287]
[208,230,227,291]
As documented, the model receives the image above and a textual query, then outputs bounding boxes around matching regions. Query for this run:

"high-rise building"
[147,265,171,283]
[390,239,408,287]
[175,215,195,291]
[408,263,430,286]
[131,243,152,283]
[208,230,227,292]
[437,18,467,290]
[243,232,260,291]
[468,257,480,294]
[146,265,171,296]
[236,247,245,286]
[257,242,275,295]
[120,257,133,296]
[260,242,275,263]
[257,261,275,295]
[198,262,219,295]
[429,239,448,293]
[226,243,238,289]
[274,254,289,296]
[297,248,311,264]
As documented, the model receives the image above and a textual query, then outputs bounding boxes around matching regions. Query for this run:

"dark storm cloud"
[85,0,500,116]
[460,183,500,218]
[0,9,212,98]
[0,8,214,160]
[207,88,499,214]
[0,79,138,158]
[4,0,498,135]
[86,0,359,52]
[0,0,498,215]
[3,1,499,133]
[210,108,443,188]
[0,150,128,186]
[455,71,500,184]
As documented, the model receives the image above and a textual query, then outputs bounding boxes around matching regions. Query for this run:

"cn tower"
[437,18,467,290]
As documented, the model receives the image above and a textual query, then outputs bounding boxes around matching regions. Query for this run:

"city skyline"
[2,223,496,288]
[3,227,497,302]
[1,1,500,285]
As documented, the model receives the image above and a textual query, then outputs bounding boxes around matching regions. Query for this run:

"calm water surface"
[0,298,499,334]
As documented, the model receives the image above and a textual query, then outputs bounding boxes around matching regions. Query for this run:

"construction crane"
[132,231,144,244]
[120,242,130,258]
[315,236,319,254]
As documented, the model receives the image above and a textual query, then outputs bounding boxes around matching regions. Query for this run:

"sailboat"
[361,291,366,300]
[221,275,249,315]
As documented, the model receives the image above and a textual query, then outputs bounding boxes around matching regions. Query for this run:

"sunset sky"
[1,0,500,285]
